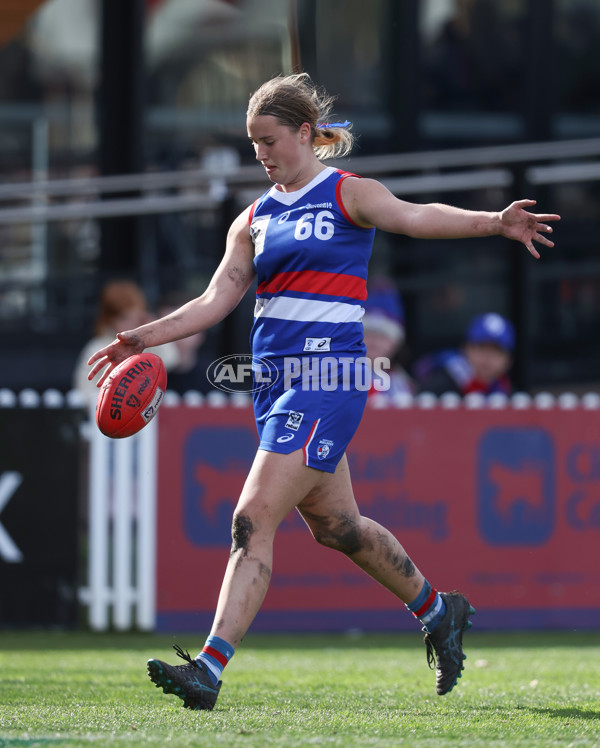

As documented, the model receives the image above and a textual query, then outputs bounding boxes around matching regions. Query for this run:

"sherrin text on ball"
[95,352,167,438]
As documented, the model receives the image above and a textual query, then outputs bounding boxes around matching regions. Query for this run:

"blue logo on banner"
[183,427,256,547]
[478,427,555,545]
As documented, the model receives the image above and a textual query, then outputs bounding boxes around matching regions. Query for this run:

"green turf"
[1,630,599,747]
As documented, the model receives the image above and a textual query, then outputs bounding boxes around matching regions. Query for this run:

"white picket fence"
[83,414,159,631]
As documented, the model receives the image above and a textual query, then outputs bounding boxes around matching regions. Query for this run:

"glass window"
[554,0,600,138]
[419,0,526,144]
[0,0,100,345]
[18,0,99,172]
[303,0,390,144]
[145,0,293,166]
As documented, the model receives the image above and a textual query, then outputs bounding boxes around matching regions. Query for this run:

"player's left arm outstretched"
[340,178,560,258]
[88,207,256,386]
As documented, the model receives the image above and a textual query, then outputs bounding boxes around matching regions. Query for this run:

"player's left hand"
[500,199,561,259]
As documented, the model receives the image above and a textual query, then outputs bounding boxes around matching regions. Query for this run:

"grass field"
[1,630,599,747]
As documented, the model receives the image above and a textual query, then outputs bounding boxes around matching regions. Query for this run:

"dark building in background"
[0,0,599,394]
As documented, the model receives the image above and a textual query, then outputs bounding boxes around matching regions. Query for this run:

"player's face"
[247,115,311,187]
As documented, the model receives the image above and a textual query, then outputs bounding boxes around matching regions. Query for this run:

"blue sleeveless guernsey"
[248,167,376,473]
[249,167,375,362]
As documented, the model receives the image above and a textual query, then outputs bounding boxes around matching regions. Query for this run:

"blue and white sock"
[195,635,235,685]
[406,580,446,633]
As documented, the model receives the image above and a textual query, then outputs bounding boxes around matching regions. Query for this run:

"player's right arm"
[88,206,256,385]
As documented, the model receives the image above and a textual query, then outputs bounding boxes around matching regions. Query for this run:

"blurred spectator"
[363,279,414,399]
[72,280,180,408]
[413,312,515,396]
[157,290,214,395]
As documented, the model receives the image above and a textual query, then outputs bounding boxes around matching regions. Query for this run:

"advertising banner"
[0,409,83,627]
[156,405,600,632]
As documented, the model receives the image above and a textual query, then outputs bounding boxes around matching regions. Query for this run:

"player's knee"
[231,512,254,554]
[313,515,362,555]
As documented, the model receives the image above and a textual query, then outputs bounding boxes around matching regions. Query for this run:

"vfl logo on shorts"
[304,337,331,352]
[317,439,334,460]
[285,411,304,431]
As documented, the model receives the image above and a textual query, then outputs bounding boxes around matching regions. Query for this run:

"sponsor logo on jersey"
[304,337,331,352]
[303,202,333,209]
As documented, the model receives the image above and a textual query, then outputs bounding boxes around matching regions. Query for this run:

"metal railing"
[1,136,600,225]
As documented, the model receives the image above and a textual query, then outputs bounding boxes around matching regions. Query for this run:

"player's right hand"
[87,330,145,387]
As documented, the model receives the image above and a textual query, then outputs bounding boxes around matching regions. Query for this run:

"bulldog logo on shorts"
[317,439,334,459]
[285,411,304,431]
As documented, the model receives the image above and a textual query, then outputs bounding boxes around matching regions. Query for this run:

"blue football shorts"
[253,357,369,473]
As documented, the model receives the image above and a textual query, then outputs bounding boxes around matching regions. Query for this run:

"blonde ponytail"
[247,73,355,160]
[313,124,354,159]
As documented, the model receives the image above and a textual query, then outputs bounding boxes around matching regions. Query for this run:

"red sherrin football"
[95,352,167,438]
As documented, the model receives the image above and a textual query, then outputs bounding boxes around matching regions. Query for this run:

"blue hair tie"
[316,120,351,129]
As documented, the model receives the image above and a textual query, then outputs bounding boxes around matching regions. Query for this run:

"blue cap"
[466,313,515,352]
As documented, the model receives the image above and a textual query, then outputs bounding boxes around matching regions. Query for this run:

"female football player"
[88,73,559,710]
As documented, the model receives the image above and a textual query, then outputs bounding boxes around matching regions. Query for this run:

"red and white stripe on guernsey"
[303,419,320,466]
[256,270,367,325]
[414,587,443,627]
[248,198,259,225]
[334,170,363,227]
[257,270,366,300]
[255,296,364,324]
[201,645,229,667]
